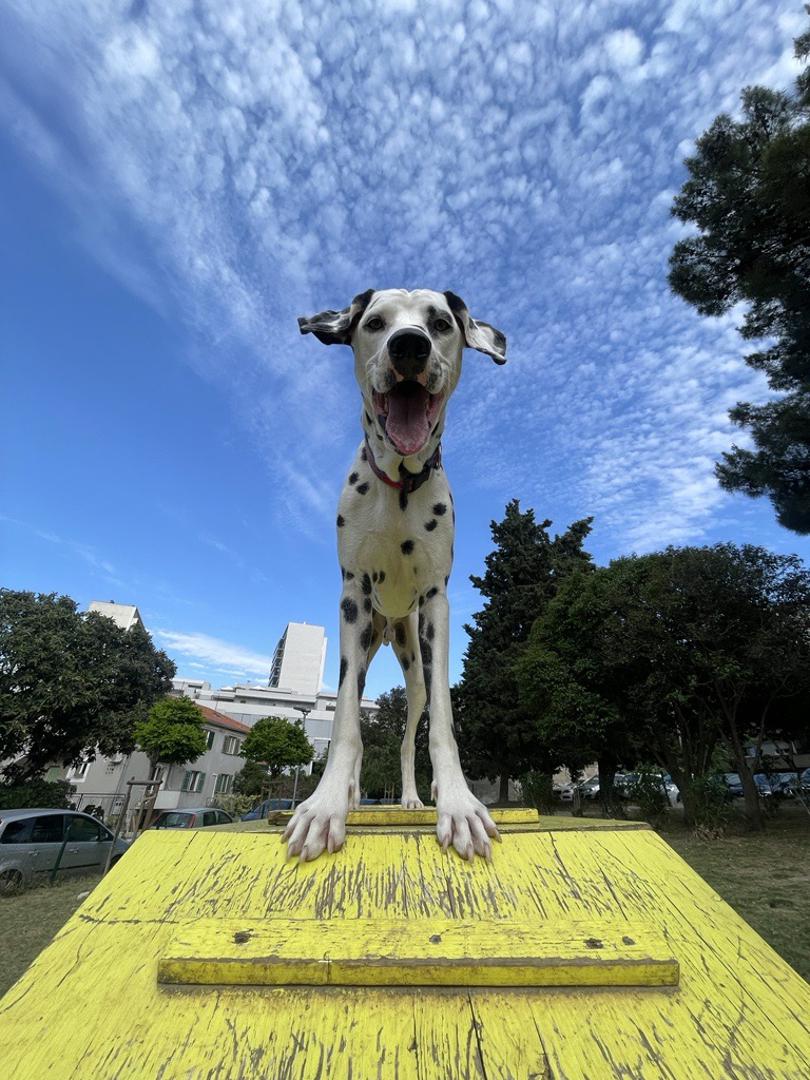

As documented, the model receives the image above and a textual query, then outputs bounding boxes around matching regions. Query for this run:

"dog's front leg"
[283,580,367,861]
[419,589,500,860]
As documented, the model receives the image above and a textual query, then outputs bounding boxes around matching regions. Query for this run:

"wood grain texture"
[1,826,808,1078]
[158,917,678,987]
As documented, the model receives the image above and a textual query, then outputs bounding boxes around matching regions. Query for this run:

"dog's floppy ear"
[298,289,375,346]
[443,291,507,364]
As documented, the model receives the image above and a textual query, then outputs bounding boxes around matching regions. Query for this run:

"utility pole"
[290,706,311,810]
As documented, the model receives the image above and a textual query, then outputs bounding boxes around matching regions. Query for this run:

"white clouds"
[1,0,803,557]
[155,628,271,679]
[603,28,644,70]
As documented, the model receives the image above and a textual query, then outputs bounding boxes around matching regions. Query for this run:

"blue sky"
[2,0,809,698]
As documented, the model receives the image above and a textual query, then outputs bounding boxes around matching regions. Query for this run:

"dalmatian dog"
[284,289,507,862]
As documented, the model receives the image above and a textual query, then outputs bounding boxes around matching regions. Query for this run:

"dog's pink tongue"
[386,384,430,455]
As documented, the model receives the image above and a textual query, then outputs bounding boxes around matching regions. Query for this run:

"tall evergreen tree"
[455,501,593,800]
[668,15,810,532]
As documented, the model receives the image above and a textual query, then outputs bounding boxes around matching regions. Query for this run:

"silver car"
[0,808,130,895]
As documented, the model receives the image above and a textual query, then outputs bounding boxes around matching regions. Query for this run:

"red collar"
[364,436,442,493]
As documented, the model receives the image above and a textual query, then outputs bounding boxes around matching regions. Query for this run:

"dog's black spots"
[363,597,372,613]
[340,567,345,580]
[372,571,378,582]
[357,669,366,698]
[420,638,433,666]
[432,503,447,516]
[376,431,383,441]
[412,566,418,575]
[360,622,373,651]
[360,446,368,462]
[349,472,359,485]
[492,329,507,350]
[426,622,435,642]
[449,491,454,505]
[401,540,414,555]
[395,623,406,647]
[365,411,373,426]
[450,543,455,561]
[444,575,449,586]
[411,652,416,663]
[402,656,410,671]
[341,597,358,623]
[378,570,385,582]
[345,571,354,581]
[356,482,369,495]
[424,519,437,532]
[423,664,432,703]
[399,489,408,511]
[338,657,347,688]
[337,514,345,528]
[426,586,438,600]
[362,573,372,596]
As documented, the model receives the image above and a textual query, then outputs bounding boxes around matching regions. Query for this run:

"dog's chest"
[338,457,453,619]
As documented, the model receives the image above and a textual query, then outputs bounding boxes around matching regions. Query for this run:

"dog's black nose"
[387,328,431,379]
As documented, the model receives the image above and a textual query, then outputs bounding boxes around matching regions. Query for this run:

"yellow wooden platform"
[1,814,808,1078]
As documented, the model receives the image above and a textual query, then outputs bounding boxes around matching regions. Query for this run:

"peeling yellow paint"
[1,820,808,1078]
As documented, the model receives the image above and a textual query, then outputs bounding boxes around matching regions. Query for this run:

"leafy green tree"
[133,696,208,772]
[241,716,313,777]
[0,590,175,781]
[455,500,593,801]
[360,687,431,800]
[517,545,810,830]
[668,16,810,532]
[234,759,270,796]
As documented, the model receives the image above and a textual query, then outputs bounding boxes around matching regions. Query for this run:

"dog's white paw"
[400,791,424,810]
[431,778,500,861]
[282,777,353,862]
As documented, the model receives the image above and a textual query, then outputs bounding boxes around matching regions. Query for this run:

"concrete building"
[268,622,327,695]
[87,601,144,632]
[52,704,252,822]
[172,679,379,766]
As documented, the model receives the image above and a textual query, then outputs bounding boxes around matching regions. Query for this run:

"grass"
[1,806,808,999]
[0,872,102,997]
[662,809,810,982]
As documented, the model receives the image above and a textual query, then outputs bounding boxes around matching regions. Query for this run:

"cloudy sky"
[2,0,809,697]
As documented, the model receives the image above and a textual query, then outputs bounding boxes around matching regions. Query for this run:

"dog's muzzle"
[387,327,431,381]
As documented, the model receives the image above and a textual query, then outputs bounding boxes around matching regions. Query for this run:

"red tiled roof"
[196,704,252,734]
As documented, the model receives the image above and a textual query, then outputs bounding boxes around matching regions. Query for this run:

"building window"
[181,770,205,793]
[223,735,241,756]
[65,761,90,783]
[205,730,215,750]
[214,774,233,795]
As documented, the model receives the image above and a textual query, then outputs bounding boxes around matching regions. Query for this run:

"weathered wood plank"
[0,828,808,1078]
[158,917,678,987]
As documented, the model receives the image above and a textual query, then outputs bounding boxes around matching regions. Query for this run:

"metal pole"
[290,706,311,812]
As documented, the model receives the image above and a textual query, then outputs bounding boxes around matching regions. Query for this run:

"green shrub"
[211,794,256,819]
[0,778,75,810]
[685,774,733,838]
[518,771,556,814]
[626,765,669,827]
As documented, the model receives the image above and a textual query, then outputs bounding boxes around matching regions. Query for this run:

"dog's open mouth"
[372,382,444,456]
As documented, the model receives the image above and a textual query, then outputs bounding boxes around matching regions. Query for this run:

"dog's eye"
[433,317,452,332]
[364,316,385,332]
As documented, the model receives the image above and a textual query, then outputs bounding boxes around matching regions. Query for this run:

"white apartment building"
[87,601,144,631]
[173,621,378,765]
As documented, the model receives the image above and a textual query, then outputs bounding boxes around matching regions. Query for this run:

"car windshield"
[155,812,193,828]
[724,773,741,784]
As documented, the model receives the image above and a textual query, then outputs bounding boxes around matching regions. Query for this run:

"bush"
[211,794,256,819]
[0,778,75,810]
[685,775,733,838]
[626,765,670,828]
[518,771,556,814]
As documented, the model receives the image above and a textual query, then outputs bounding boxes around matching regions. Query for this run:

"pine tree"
[455,501,593,800]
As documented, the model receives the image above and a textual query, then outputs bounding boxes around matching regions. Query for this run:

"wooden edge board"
[158,918,679,988]
[267,808,539,826]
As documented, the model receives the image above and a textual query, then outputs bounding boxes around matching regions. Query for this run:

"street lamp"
[290,706,311,810]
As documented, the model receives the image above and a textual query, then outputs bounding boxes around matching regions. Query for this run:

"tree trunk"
[725,716,763,832]
[498,774,510,804]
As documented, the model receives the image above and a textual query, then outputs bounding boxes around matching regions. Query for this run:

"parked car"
[579,776,601,801]
[0,808,130,896]
[241,798,293,821]
[151,808,234,829]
